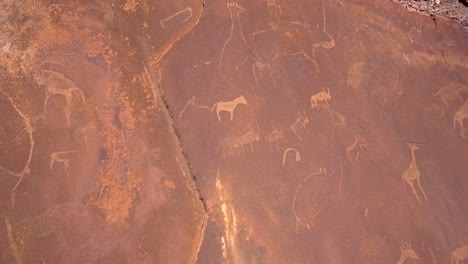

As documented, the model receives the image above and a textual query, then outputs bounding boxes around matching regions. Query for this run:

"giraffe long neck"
[229,11,241,35]
[410,149,417,168]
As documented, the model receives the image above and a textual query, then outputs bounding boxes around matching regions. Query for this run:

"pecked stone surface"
[0,0,206,263]
[1,0,467,263]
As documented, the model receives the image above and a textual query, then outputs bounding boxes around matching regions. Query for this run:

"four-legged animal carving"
[289,112,310,140]
[218,130,260,157]
[434,82,468,108]
[453,100,468,138]
[50,150,80,176]
[265,123,285,151]
[402,143,428,204]
[34,69,86,127]
[211,95,248,121]
[311,88,331,109]
[346,135,368,162]
[396,243,420,264]
[6,203,88,259]
[452,244,468,264]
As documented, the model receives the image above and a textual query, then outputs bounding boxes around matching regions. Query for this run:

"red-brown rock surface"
[0,0,467,263]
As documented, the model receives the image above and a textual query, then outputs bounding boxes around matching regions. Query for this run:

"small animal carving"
[452,244,468,264]
[218,130,260,157]
[434,82,468,108]
[396,243,420,264]
[211,95,248,121]
[453,100,468,138]
[329,109,347,130]
[264,123,285,151]
[346,135,368,162]
[290,112,310,140]
[311,88,331,109]
[50,150,80,176]
[34,69,86,127]
[402,143,428,204]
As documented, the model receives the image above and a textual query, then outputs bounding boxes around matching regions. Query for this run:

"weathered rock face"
[0,0,467,263]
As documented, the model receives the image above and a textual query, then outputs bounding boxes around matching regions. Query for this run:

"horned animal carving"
[311,88,331,109]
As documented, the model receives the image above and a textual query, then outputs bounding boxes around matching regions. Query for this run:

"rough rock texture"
[393,0,468,27]
[0,0,467,263]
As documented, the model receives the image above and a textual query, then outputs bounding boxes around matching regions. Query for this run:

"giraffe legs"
[405,179,422,204]
[416,177,428,201]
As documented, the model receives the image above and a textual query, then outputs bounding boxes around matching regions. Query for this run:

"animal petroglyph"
[289,112,310,140]
[346,135,368,162]
[218,130,260,158]
[264,123,285,151]
[0,92,35,208]
[396,243,420,264]
[178,96,211,119]
[433,82,468,108]
[267,0,282,27]
[407,22,422,43]
[159,7,193,28]
[219,2,247,86]
[402,143,428,204]
[211,95,248,121]
[292,168,328,234]
[282,148,301,167]
[311,0,336,72]
[453,100,468,138]
[311,88,331,109]
[451,244,468,264]
[6,203,87,260]
[34,69,86,127]
[49,150,80,176]
[329,108,347,131]
[74,125,97,146]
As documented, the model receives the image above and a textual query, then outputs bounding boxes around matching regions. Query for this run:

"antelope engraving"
[402,143,428,204]
[211,95,248,121]
[34,69,86,127]
[218,130,260,158]
[49,150,80,176]
[453,100,468,138]
[396,243,420,264]
[452,244,468,264]
[311,88,331,109]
